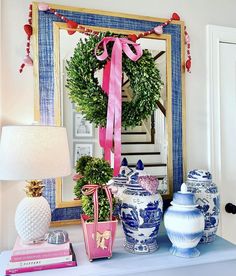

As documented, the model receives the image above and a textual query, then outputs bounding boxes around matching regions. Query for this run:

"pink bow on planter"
[95,37,143,176]
[82,184,113,223]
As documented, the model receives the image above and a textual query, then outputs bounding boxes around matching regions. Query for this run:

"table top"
[1,235,236,276]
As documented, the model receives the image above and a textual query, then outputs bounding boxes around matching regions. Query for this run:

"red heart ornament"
[128,34,138,42]
[172,12,180,21]
[186,59,191,72]
[67,20,78,35]
[24,24,32,37]
[38,3,49,11]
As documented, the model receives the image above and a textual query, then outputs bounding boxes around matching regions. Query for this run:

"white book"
[8,253,73,269]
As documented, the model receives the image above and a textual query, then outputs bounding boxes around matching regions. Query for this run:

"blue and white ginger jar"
[164,183,204,258]
[120,160,163,254]
[111,158,133,217]
[186,169,220,243]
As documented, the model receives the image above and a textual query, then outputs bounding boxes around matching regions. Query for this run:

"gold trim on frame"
[50,219,81,227]
[56,178,82,208]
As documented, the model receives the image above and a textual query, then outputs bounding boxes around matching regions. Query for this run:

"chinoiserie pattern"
[120,168,163,254]
[186,169,220,243]
[112,158,133,217]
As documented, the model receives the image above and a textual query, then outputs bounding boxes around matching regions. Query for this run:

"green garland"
[66,33,163,129]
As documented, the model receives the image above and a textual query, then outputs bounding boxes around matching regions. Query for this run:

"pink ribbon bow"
[95,37,143,176]
[82,184,113,223]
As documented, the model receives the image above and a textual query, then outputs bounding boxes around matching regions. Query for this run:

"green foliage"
[66,33,163,129]
[84,158,113,185]
[73,156,114,221]
[73,177,87,199]
[75,155,93,175]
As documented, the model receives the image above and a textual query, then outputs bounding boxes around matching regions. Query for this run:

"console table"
[1,235,236,276]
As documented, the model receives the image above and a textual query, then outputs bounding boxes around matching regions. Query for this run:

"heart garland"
[19,2,192,73]
[19,4,33,73]
[127,12,181,42]
[184,26,192,73]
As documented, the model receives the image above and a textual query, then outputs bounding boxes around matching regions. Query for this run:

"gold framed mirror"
[33,2,185,225]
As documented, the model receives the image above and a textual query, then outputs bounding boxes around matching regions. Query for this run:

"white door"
[219,42,236,243]
[207,25,236,244]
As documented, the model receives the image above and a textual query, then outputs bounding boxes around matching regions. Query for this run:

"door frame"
[207,25,236,235]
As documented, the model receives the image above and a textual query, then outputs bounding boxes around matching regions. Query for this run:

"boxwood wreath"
[66,32,163,129]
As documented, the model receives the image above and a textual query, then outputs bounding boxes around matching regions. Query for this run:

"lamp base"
[15,196,51,243]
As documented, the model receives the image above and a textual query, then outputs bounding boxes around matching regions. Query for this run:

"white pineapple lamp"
[0,125,71,243]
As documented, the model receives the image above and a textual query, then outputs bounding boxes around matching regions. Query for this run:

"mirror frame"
[32,2,186,226]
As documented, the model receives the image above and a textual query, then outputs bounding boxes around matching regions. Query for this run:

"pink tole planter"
[81,215,117,261]
[81,184,118,261]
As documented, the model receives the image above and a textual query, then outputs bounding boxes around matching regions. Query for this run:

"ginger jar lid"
[125,160,147,191]
[187,169,212,182]
[113,158,133,186]
[118,158,133,177]
[171,183,197,207]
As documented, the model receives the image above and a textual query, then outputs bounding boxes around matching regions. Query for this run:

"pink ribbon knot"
[82,184,113,223]
[95,37,143,176]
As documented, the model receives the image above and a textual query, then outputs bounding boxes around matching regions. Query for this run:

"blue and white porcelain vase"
[164,183,204,258]
[120,160,163,254]
[186,169,220,243]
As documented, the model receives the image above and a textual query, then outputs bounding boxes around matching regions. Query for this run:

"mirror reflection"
[59,29,168,202]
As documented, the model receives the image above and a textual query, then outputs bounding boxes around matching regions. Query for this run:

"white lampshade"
[0,125,71,180]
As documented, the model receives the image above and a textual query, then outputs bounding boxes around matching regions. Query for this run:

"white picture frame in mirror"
[73,142,94,167]
[73,112,94,139]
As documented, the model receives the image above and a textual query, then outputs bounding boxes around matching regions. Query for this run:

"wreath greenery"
[66,32,163,129]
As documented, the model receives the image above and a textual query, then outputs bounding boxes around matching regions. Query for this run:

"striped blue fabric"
[38,9,183,222]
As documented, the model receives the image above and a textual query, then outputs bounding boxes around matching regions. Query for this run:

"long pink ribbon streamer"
[99,60,111,162]
[96,37,142,176]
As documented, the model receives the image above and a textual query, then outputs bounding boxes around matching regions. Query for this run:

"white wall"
[1,0,236,250]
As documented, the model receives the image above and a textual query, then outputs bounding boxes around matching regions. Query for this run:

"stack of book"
[5,237,77,275]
